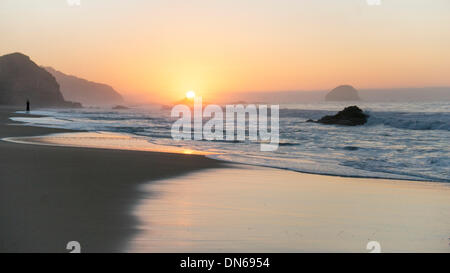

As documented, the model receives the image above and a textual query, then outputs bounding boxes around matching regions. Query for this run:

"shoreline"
[6,136,444,184]
[0,107,226,252]
[206,155,447,184]
[7,109,447,184]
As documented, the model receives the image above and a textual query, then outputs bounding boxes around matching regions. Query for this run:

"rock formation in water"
[0,53,81,108]
[325,85,361,101]
[45,67,124,106]
[112,105,129,110]
[314,106,368,126]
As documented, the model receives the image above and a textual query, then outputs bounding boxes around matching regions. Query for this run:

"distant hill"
[0,53,81,108]
[325,85,361,101]
[45,67,124,106]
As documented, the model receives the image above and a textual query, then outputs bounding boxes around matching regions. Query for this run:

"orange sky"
[1,0,449,103]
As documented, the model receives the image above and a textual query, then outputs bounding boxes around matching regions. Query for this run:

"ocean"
[12,101,450,183]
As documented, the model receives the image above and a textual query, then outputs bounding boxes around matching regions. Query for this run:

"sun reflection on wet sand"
[128,166,450,252]
[4,131,213,155]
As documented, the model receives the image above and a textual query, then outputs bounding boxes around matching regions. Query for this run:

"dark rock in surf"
[112,105,129,110]
[316,106,368,126]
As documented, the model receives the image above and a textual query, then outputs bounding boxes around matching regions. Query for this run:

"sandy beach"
[1,107,449,253]
[0,107,225,252]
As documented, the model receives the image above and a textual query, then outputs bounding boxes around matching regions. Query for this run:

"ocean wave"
[366,112,450,131]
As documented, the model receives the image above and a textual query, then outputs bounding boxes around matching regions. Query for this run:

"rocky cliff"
[0,53,81,108]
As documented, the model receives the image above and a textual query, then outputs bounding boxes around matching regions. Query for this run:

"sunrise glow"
[1,0,449,104]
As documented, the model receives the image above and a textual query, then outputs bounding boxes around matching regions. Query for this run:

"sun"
[186,90,196,99]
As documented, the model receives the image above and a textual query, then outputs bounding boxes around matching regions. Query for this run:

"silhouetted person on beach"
[26,99,30,112]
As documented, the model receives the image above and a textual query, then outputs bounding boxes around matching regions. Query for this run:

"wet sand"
[129,167,450,252]
[1,107,449,253]
[0,107,225,252]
